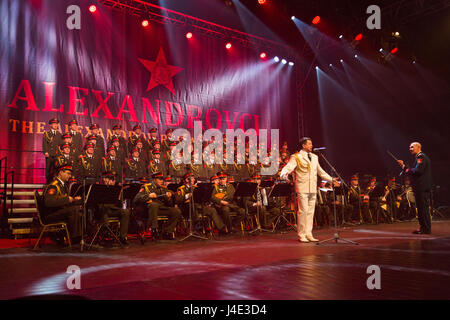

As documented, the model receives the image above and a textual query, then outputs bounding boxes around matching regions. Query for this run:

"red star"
[139,47,183,95]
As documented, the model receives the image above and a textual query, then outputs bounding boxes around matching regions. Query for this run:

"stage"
[1,220,449,300]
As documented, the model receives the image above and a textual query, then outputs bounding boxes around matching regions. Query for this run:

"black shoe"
[119,238,129,246]
[161,232,175,240]
[412,229,431,234]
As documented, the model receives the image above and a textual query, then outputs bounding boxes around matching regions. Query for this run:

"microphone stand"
[316,151,358,246]
[179,184,208,242]
[80,177,87,252]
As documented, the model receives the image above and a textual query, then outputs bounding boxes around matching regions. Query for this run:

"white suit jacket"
[280,150,332,194]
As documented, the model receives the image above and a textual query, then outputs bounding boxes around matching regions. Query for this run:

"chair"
[33,190,72,250]
[88,215,122,249]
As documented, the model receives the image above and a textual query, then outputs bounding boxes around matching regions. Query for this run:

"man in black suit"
[398,142,433,234]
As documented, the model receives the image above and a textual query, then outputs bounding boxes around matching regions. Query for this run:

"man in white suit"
[280,137,336,243]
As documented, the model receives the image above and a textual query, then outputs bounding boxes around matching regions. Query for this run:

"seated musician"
[95,171,130,246]
[176,172,227,235]
[42,164,82,244]
[211,172,245,233]
[315,181,332,227]
[348,175,364,224]
[133,172,181,240]
[362,176,378,223]
[243,174,278,228]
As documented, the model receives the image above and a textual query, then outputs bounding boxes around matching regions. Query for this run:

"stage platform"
[1,220,449,300]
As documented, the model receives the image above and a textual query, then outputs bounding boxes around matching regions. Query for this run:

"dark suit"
[404,152,432,233]
[42,130,62,182]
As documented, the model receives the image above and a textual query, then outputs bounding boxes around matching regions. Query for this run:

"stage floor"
[1,220,450,300]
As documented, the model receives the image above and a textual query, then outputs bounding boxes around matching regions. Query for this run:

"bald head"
[409,142,422,155]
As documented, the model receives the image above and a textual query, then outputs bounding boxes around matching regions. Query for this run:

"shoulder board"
[50,180,59,186]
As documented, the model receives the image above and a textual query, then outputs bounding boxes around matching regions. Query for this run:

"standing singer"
[280,138,336,243]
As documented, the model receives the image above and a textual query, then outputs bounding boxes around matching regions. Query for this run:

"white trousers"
[296,193,317,238]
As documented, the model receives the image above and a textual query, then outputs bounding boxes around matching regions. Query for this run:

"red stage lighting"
[225,43,232,49]
[390,47,398,54]
[89,5,97,13]
[354,33,363,41]
[260,52,267,59]
[258,0,266,4]
[312,16,320,25]
[141,20,149,28]
[186,32,193,39]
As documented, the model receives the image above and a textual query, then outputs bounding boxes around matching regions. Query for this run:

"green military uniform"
[43,177,82,239]
[243,186,279,227]
[189,162,206,180]
[148,158,166,176]
[125,157,147,181]
[168,159,186,181]
[42,119,63,183]
[102,155,123,183]
[211,182,245,231]
[96,203,130,239]
[133,181,181,234]
[176,183,225,231]
[77,152,102,183]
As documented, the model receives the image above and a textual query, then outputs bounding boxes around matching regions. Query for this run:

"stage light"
[260,52,267,59]
[291,16,296,20]
[89,5,97,13]
[354,54,358,58]
[379,48,383,52]
[186,32,193,39]
[281,59,287,64]
[329,63,333,67]
[339,35,343,39]
[141,20,149,28]
[354,33,363,41]
[312,16,320,25]
[315,66,319,69]
[393,31,400,37]
[288,62,294,66]
[340,59,343,62]
[225,42,232,49]
[258,0,266,4]
[390,47,398,54]
[274,56,280,62]
[412,61,416,64]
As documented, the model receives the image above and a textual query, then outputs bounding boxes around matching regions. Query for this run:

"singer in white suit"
[280,138,334,243]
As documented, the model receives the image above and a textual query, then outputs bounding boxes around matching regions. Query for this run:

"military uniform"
[243,185,278,228]
[211,178,245,231]
[168,159,187,181]
[54,148,76,171]
[77,149,102,183]
[102,153,123,182]
[67,120,83,158]
[403,151,432,233]
[176,175,225,231]
[42,118,63,183]
[125,156,147,181]
[148,151,167,176]
[133,176,181,234]
[128,125,148,154]
[108,125,128,154]
[43,176,82,239]
[348,181,364,222]
[189,162,206,180]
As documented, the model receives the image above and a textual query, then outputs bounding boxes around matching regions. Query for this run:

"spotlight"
[412,61,416,64]
[281,59,287,64]
[288,61,294,66]
[393,31,400,37]
[274,56,280,62]
[260,52,267,59]
[340,59,343,62]
[312,16,320,25]
[329,63,332,67]
[258,0,266,4]
[339,35,343,39]
[89,5,97,13]
[354,33,363,41]
[186,32,193,39]
[225,42,232,49]
[141,20,149,28]
[291,16,296,20]
[390,47,398,54]
[354,54,358,58]
[379,48,383,52]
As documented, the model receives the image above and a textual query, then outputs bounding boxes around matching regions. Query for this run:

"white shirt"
[280,150,332,194]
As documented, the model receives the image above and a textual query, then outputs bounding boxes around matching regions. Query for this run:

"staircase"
[5,184,43,239]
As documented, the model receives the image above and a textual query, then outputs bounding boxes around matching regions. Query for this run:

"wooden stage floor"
[1,220,449,300]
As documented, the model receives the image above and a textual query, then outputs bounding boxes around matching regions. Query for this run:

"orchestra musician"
[133,172,181,240]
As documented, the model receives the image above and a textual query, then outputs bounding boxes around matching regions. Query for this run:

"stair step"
[6,199,35,205]
[5,184,44,189]
[6,191,36,197]
[8,217,34,224]
[9,208,38,214]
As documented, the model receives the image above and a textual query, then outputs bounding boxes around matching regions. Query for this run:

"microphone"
[313,147,326,152]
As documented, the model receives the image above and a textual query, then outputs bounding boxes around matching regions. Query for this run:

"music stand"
[316,152,358,246]
[86,185,123,250]
[123,183,145,244]
[271,183,297,232]
[179,183,209,242]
